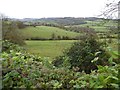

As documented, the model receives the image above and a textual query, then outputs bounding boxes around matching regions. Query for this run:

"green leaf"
[97,85,104,88]
[91,57,99,63]
[110,83,119,88]
[73,84,81,88]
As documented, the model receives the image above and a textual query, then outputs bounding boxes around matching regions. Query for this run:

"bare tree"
[99,0,119,19]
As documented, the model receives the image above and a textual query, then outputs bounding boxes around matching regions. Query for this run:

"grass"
[24,38,119,61]
[91,26,109,32]
[71,20,117,32]
[21,26,80,39]
[24,40,76,60]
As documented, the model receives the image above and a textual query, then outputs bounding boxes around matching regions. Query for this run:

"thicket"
[53,35,111,74]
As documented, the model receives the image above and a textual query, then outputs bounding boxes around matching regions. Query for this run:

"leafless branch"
[98,0,119,19]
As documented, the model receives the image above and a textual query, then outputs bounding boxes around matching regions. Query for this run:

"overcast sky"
[0,0,114,19]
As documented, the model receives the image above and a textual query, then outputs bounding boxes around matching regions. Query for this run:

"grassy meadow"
[72,20,117,32]
[21,26,80,39]
[24,39,118,60]
[24,40,76,60]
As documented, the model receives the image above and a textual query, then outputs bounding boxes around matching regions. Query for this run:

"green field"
[72,20,117,32]
[100,38,118,49]
[24,39,118,61]
[22,20,118,60]
[92,26,109,32]
[24,40,76,60]
[21,26,80,39]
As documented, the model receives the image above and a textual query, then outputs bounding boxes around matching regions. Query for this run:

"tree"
[98,0,119,52]
[2,18,25,45]
[99,0,119,19]
[16,21,26,29]
[51,33,56,40]
[53,35,110,74]
[57,35,61,40]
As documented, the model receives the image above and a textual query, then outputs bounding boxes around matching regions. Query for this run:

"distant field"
[24,40,76,60]
[72,20,117,32]
[91,26,109,32]
[85,20,117,27]
[100,39,118,51]
[21,26,80,39]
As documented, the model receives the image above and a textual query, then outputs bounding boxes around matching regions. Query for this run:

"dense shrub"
[54,36,111,73]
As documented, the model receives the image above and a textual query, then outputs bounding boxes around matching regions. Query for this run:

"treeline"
[23,17,89,26]
[26,35,78,41]
[28,22,67,30]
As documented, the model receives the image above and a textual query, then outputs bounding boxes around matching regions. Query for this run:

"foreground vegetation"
[1,40,120,88]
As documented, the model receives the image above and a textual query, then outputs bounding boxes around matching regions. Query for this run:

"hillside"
[21,26,80,40]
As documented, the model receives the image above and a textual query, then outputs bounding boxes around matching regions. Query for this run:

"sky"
[0,0,115,19]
